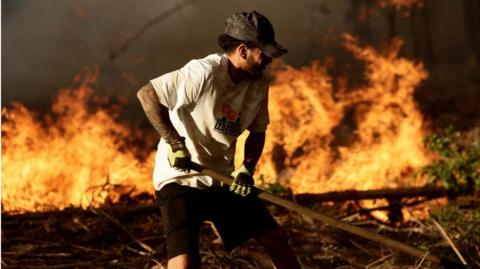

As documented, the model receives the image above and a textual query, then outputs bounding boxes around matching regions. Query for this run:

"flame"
[3,35,432,221]
[1,68,154,212]
[247,34,431,220]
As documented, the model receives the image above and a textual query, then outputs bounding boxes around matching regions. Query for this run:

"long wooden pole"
[189,162,462,269]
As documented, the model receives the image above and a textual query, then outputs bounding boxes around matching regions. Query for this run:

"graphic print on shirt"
[214,103,241,136]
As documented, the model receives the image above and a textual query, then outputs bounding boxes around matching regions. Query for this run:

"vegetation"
[414,127,480,266]
[421,127,480,194]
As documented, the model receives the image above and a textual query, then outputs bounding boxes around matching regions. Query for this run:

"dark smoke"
[2,0,479,129]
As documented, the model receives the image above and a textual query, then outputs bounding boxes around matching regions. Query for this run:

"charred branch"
[294,186,448,204]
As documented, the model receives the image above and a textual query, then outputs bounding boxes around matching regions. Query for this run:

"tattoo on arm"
[136,83,181,143]
[244,131,266,172]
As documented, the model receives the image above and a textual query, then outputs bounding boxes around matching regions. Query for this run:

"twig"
[333,251,366,269]
[348,239,374,256]
[109,0,201,61]
[352,219,424,234]
[415,250,430,269]
[72,217,91,232]
[21,253,72,258]
[136,235,165,242]
[70,244,109,254]
[365,253,394,268]
[25,261,96,269]
[431,219,468,265]
[472,259,480,269]
[341,212,360,222]
[125,245,151,256]
[151,258,166,269]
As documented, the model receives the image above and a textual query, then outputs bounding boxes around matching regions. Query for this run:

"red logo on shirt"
[222,104,238,121]
[214,103,241,136]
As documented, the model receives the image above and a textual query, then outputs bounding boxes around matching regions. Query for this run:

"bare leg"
[167,254,197,269]
[255,226,302,269]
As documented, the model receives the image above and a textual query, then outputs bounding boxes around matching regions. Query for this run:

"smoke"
[3,1,375,105]
[2,0,478,128]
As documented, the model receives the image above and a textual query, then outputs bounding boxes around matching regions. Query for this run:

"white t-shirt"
[150,53,270,191]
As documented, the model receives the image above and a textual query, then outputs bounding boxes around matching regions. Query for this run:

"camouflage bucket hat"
[224,11,288,58]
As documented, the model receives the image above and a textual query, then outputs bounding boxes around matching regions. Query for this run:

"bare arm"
[243,131,266,172]
[136,83,181,143]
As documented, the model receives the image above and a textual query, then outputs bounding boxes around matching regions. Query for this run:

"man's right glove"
[167,137,191,173]
[229,164,254,197]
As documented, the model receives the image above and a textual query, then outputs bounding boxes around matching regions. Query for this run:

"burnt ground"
[2,193,479,269]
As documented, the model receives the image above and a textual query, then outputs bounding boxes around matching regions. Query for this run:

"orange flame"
[3,35,432,219]
[1,68,154,212]
[251,34,430,196]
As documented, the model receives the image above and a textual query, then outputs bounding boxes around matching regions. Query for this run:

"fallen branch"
[2,204,159,222]
[340,197,430,219]
[4,188,475,222]
[294,186,448,204]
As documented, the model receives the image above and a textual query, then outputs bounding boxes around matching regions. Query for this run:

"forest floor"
[2,192,479,269]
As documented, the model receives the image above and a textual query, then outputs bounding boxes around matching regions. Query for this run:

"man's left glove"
[167,137,191,173]
[229,164,254,197]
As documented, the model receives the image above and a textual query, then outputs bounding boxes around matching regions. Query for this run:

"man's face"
[245,47,272,78]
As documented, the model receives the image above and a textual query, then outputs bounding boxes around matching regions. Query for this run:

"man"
[137,11,301,269]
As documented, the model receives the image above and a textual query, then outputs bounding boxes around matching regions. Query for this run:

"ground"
[2,193,479,269]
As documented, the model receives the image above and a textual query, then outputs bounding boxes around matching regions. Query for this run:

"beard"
[247,64,266,79]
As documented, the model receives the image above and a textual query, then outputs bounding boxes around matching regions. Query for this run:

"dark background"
[2,0,479,130]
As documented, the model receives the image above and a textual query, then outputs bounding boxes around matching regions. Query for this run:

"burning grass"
[1,68,155,212]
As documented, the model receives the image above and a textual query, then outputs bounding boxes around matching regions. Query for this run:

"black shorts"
[155,183,278,263]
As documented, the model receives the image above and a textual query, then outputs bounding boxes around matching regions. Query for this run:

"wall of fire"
[2,0,480,212]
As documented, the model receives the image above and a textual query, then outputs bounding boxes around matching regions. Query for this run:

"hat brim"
[260,42,288,58]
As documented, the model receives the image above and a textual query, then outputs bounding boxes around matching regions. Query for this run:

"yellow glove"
[229,164,254,197]
[167,137,191,172]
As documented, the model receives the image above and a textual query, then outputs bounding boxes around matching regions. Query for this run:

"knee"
[168,254,197,269]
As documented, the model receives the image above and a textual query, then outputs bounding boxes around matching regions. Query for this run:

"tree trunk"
[463,0,480,65]
[387,7,396,40]
[408,1,434,67]
[349,0,374,43]
[421,0,434,68]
